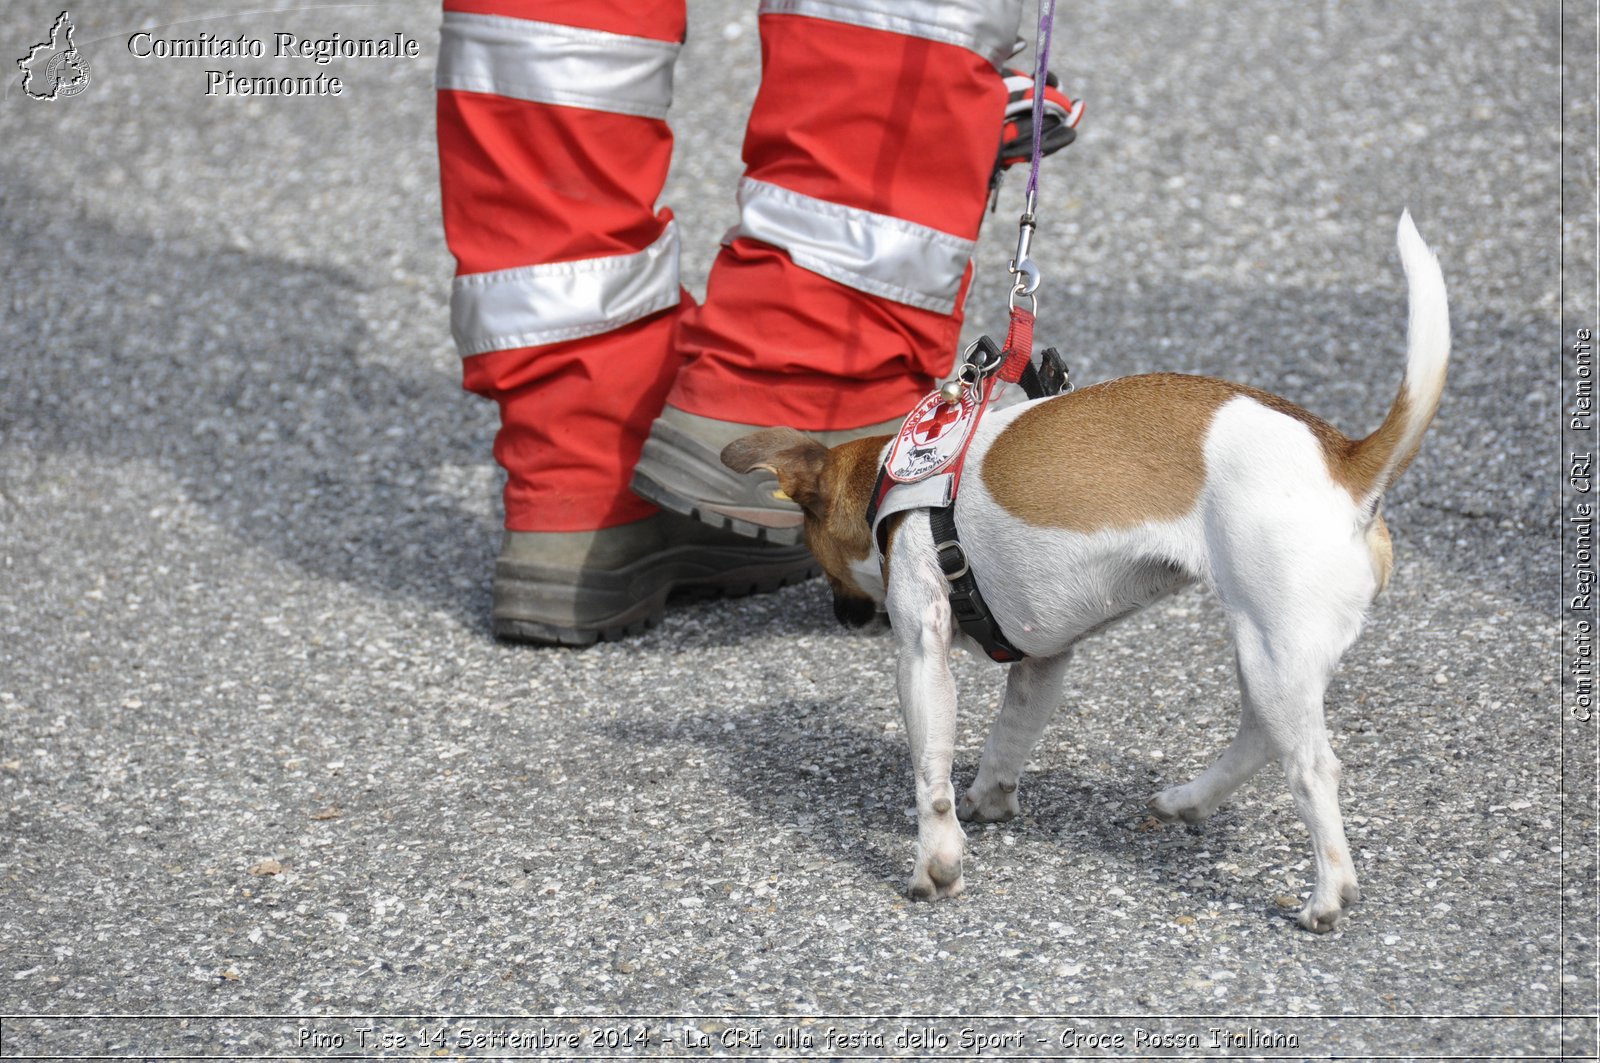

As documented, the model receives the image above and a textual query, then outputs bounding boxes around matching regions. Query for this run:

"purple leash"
[1025,0,1057,202]
[1010,0,1057,308]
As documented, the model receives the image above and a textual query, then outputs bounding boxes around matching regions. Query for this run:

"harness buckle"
[948,590,989,627]
[933,539,969,581]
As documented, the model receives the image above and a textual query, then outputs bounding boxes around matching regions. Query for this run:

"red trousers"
[438,0,1019,530]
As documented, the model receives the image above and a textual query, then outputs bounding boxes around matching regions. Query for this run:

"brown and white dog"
[722,213,1449,932]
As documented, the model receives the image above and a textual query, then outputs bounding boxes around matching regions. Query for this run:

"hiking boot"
[491,510,819,646]
[631,406,905,544]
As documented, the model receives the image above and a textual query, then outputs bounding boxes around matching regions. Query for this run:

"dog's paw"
[1146,789,1209,825]
[1295,881,1361,934]
[957,781,1019,824]
[1296,903,1344,934]
[906,852,965,901]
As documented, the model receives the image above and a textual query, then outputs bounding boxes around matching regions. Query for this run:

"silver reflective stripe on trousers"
[758,0,1023,69]
[436,11,679,119]
[734,179,973,314]
[451,222,681,357]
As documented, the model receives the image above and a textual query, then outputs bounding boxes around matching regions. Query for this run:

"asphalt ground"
[0,0,1594,1059]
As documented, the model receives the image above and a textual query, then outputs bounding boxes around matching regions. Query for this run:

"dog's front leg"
[889,529,965,900]
[959,652,1072,824]
[895,597,965,899]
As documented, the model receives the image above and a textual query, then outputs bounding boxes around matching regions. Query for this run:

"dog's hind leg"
[1232,618,1363,933]
[1197,404,1382,930]
[1148,661,1271,824]
[959,652,1072,824]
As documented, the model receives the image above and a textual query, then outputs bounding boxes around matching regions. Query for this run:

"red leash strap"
[997,305,1036,383]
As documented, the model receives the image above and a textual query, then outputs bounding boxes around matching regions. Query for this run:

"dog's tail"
[1345,210,1450,522]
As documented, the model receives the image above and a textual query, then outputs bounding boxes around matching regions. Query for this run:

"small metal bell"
[939,380,964,404]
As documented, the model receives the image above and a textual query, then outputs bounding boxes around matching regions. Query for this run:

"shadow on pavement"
[1,170,1554,637]
[596,692,1273,908]
[0,172,499,629]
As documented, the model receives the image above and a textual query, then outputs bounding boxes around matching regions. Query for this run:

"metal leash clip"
[1008,189,1042,313]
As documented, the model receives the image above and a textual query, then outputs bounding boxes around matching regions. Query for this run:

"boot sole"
[492,543,819,647]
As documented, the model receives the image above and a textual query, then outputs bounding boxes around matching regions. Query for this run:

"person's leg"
[438,0,686,533]
[436,0,815,644]
[633,0,1025,540]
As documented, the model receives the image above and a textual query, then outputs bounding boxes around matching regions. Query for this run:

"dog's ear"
[721,427,830,511]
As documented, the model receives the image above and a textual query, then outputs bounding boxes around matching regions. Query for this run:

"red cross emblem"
[912,402,961,444]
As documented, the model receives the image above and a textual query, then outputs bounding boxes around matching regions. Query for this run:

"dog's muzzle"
[832,591,878,628]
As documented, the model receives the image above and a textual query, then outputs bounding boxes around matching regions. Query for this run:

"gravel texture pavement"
[1,0,1594,1058]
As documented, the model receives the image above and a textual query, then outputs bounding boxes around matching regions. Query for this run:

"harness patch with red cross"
[882,386,985,484]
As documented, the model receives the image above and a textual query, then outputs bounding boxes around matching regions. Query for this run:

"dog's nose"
[832,592,878,628]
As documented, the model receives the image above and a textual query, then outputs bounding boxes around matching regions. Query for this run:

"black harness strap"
[1018,345,1069,401]
[865,465,893,550]
[929,504,1027,663]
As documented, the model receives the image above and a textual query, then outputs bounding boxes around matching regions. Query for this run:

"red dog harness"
[866,307,1069,663]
